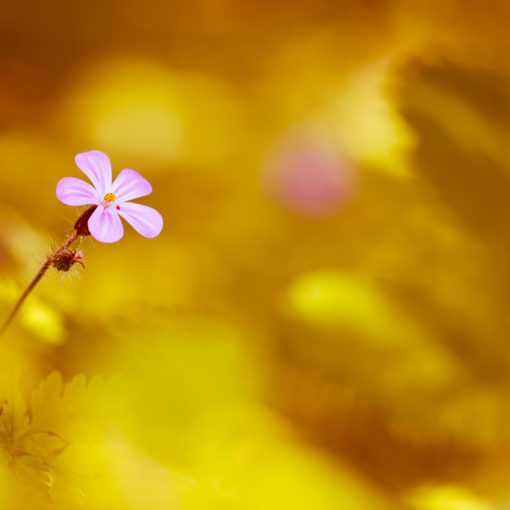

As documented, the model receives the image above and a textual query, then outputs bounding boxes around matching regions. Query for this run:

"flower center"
[104,193,116,203]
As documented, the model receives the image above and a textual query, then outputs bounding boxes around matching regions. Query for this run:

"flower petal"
[88,206,124,243]
[75,150,112,196]
[56,177,99,206]
[112,169,153,202]
[117,202,163,238]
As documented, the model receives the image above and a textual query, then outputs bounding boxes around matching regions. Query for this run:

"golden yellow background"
[1,1,510,508]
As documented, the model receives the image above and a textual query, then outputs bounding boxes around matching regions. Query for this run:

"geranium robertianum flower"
[0,151,164,335]
[56,150,163,243]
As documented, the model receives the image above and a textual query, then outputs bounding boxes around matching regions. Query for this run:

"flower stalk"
[0,208,92,336]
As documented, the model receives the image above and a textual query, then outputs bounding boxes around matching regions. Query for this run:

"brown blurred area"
[2,1,510,509]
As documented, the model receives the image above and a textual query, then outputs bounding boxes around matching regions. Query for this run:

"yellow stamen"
[104,193,116,203]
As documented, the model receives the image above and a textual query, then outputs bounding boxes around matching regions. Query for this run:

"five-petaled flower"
[56,151,163,243]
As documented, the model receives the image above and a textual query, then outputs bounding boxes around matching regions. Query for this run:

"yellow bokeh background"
[2,1,510,508]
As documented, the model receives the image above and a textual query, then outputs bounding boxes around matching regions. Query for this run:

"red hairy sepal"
[74,205,97,236]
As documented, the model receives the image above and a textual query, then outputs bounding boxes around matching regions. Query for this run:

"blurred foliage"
[2,0,510,508]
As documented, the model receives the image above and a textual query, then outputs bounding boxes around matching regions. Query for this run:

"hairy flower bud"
[50,250,84,272]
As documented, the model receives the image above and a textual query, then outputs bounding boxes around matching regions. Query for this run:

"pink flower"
[56,150,163,243]
[262,134,358,217]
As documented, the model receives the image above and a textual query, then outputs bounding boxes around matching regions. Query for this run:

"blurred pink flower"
[56,150,163,243]
[262,134,358,217]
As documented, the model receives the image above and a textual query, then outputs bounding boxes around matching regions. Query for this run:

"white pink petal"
[56,177,99,206]
[75,151,113,196]
[112,169,153,202]
[88,207,124,243]
[116,202,163,238]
